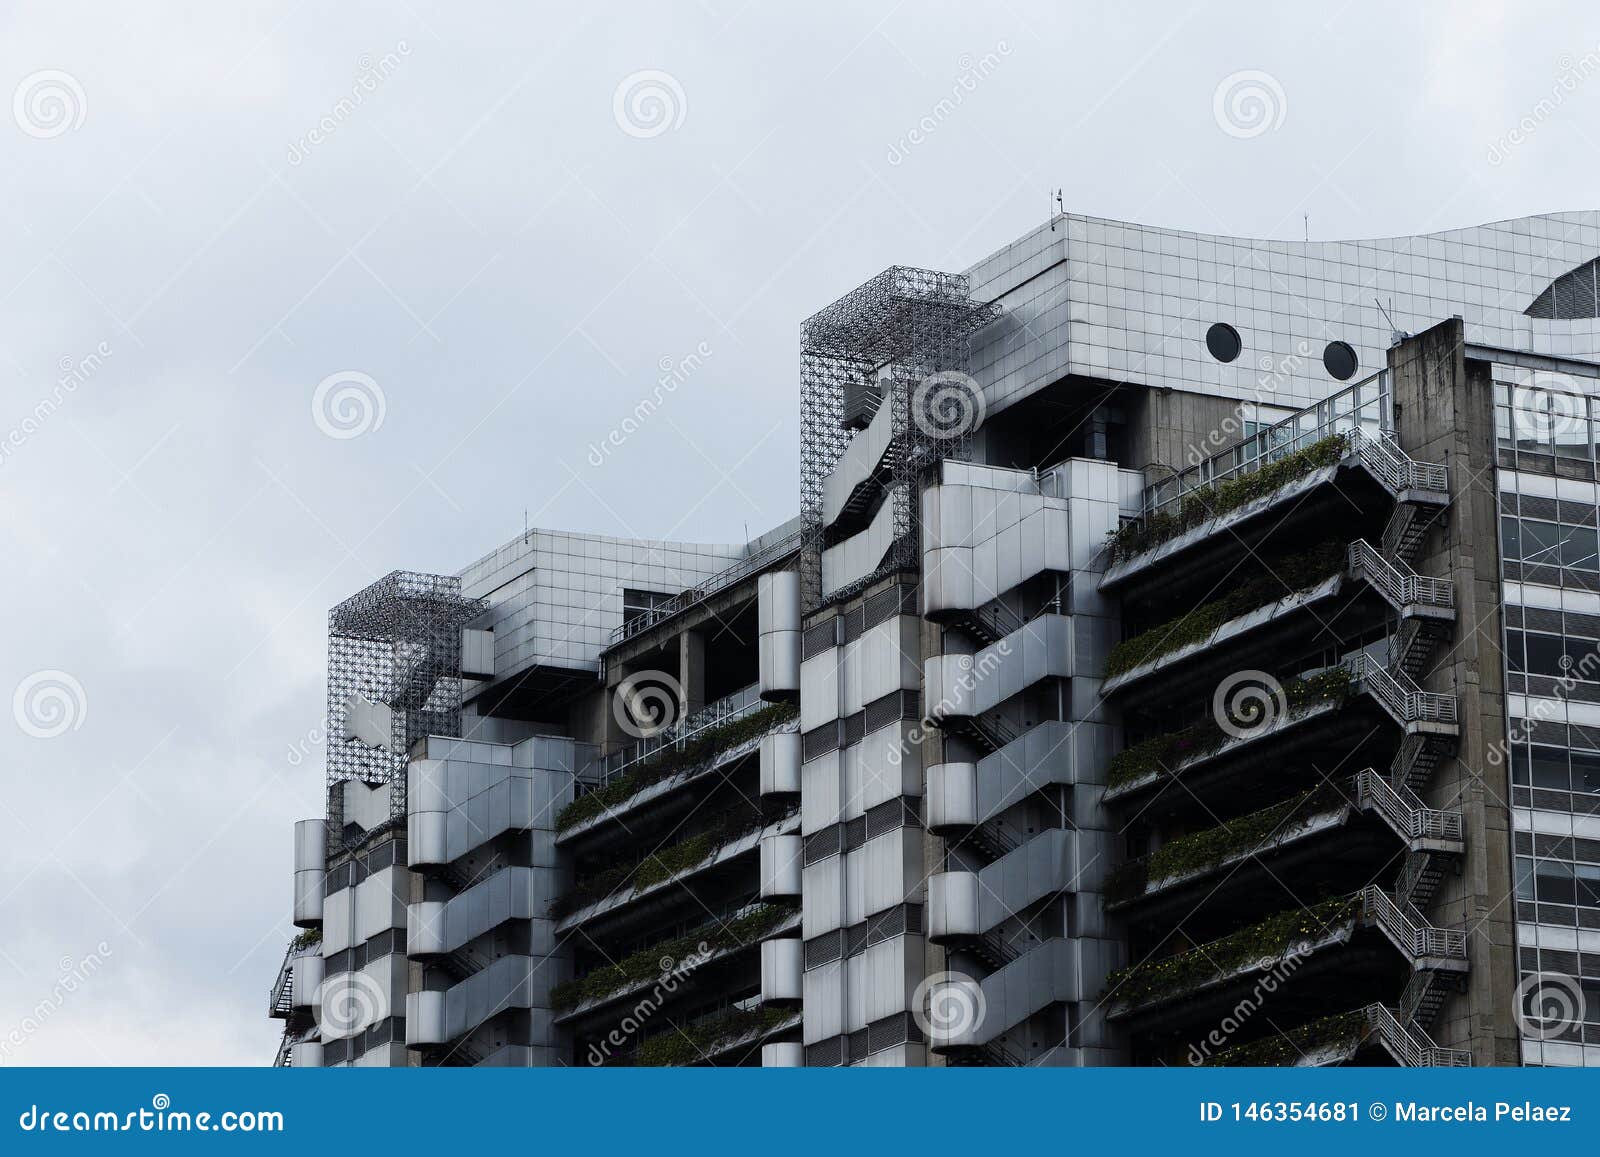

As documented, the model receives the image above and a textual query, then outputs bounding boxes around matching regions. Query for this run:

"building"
[272,211,1600,1067]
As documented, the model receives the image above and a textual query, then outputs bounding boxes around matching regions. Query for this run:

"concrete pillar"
[679,629,706,718]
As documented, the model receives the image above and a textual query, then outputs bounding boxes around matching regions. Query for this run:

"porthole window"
[1205,322,1242,363]
[1323,340,1358,381]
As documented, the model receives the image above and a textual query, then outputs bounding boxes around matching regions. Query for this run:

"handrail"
[596,681,765,782]
[1344,653,1458,726]
[607,531,804,647]
[1355,770,1464,843]
[1348,428,1449,496]
[267,942,316,1018]
[1361,885,1466,961]
[1347,541,1454,610]
[1364,1004,1472,1067]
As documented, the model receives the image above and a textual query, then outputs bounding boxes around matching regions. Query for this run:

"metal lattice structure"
[325,571,487,843]
[799,266,1000,608]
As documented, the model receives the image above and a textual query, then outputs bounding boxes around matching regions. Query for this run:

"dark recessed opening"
[1323,341,1358,381]
[1205,322,1242,363]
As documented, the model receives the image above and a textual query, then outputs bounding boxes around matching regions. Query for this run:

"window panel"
[1531,744,1570,789]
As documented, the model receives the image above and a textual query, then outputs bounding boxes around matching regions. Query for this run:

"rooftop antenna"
[1304,213,1309,242]
[1375,297,1408,346]
[523,509,529,545]
[1049,188,1063,231]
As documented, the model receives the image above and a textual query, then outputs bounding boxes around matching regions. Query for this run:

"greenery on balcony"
[290,927,322,950]
[1102,894,1361,1008]
[1109,434,1350,563]
[556,702,798,832]
[555,807,768,917]
[1104,542,1346,679]
[1103,782,1351,904]
[551,905,791,1012]
[636,1005,793,1066]
[1201,1009,1367,1066]
[1104,667,1352,792]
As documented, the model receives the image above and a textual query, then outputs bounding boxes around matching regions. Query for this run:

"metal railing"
[1364,1004,1472,1067]
[1347,541,1454,610]
[1355,770,1464,843]
[607,530,804,647]
[1348,427,1449,496]
[1361,886,1467,961]
[1344,653,1458,726]
[597,681,765,783]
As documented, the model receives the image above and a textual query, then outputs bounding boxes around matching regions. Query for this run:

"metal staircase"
[1361,885,1467,1033]
[1347,540,1454,679]
[1363,1003,1471,1066]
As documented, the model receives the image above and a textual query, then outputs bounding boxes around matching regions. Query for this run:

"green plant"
[550,905,792,1012]
[556,702,798,832]
[1109,434,1350,563]
[1102,895,1361,1007]
[635,1006,793,1067]
[555,807,765,918]
[1104,667,1351,791]
[1103,542,1345,679]
[1201,1010,1367,1066]
[290,927,322,951]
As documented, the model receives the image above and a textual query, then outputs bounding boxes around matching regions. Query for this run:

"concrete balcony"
[405,866,561,959]
[293,818,326,928]
[926,720,1096,830]
[758,570,802,698]
[408,735,581,868]
[761,937,803,1003]
[823,393,896,530]
[928,829,1079,941]
[927,938,1101,1052]
[759,730,801,797]
[924,614,1072,720]
[268,943,322,1022]
[821,499,897,599]
[760,832,803,900]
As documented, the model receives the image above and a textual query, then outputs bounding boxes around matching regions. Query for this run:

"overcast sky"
[0,0,1596,1065]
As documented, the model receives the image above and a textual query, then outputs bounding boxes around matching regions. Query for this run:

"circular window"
[1205,322,1242,363]
[1323,341,1358,381]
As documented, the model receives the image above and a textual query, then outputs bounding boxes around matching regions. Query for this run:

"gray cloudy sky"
[0,0,1595,1064]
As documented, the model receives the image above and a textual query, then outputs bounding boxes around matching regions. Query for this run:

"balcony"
[1104,420,1449,597]
[1197,1004,1471,1067]
[926,939,1100,1053]
[926,720,1090,830]
[928,829,1079,942]
[267,938,322,1025]
[635,1003,801,1066]
[558,696,797,839]
[924,614,1072,722]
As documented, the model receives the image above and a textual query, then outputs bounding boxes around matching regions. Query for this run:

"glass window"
[1511,741,1531,785]
[1565,637,1600,679]
[1536,860,1578,906]
[1572,750,1600,794]
[1520,520,1562,566]
[1524,633,1568,677]
[1502,516,1522,561]
[1506,629,1526,673]
[1531,745,1570,789]
[1563,524,1600,571]
[1578,864,1600,909]
[1516,855,1537,899]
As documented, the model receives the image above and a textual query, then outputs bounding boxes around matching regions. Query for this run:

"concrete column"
[679,629,706,718]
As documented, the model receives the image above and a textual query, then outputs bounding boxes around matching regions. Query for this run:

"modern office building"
[272,210,1600,1067]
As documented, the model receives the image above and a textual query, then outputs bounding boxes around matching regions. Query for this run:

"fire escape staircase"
[1360,885,1468,1036]
[1346,541,1454,680]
